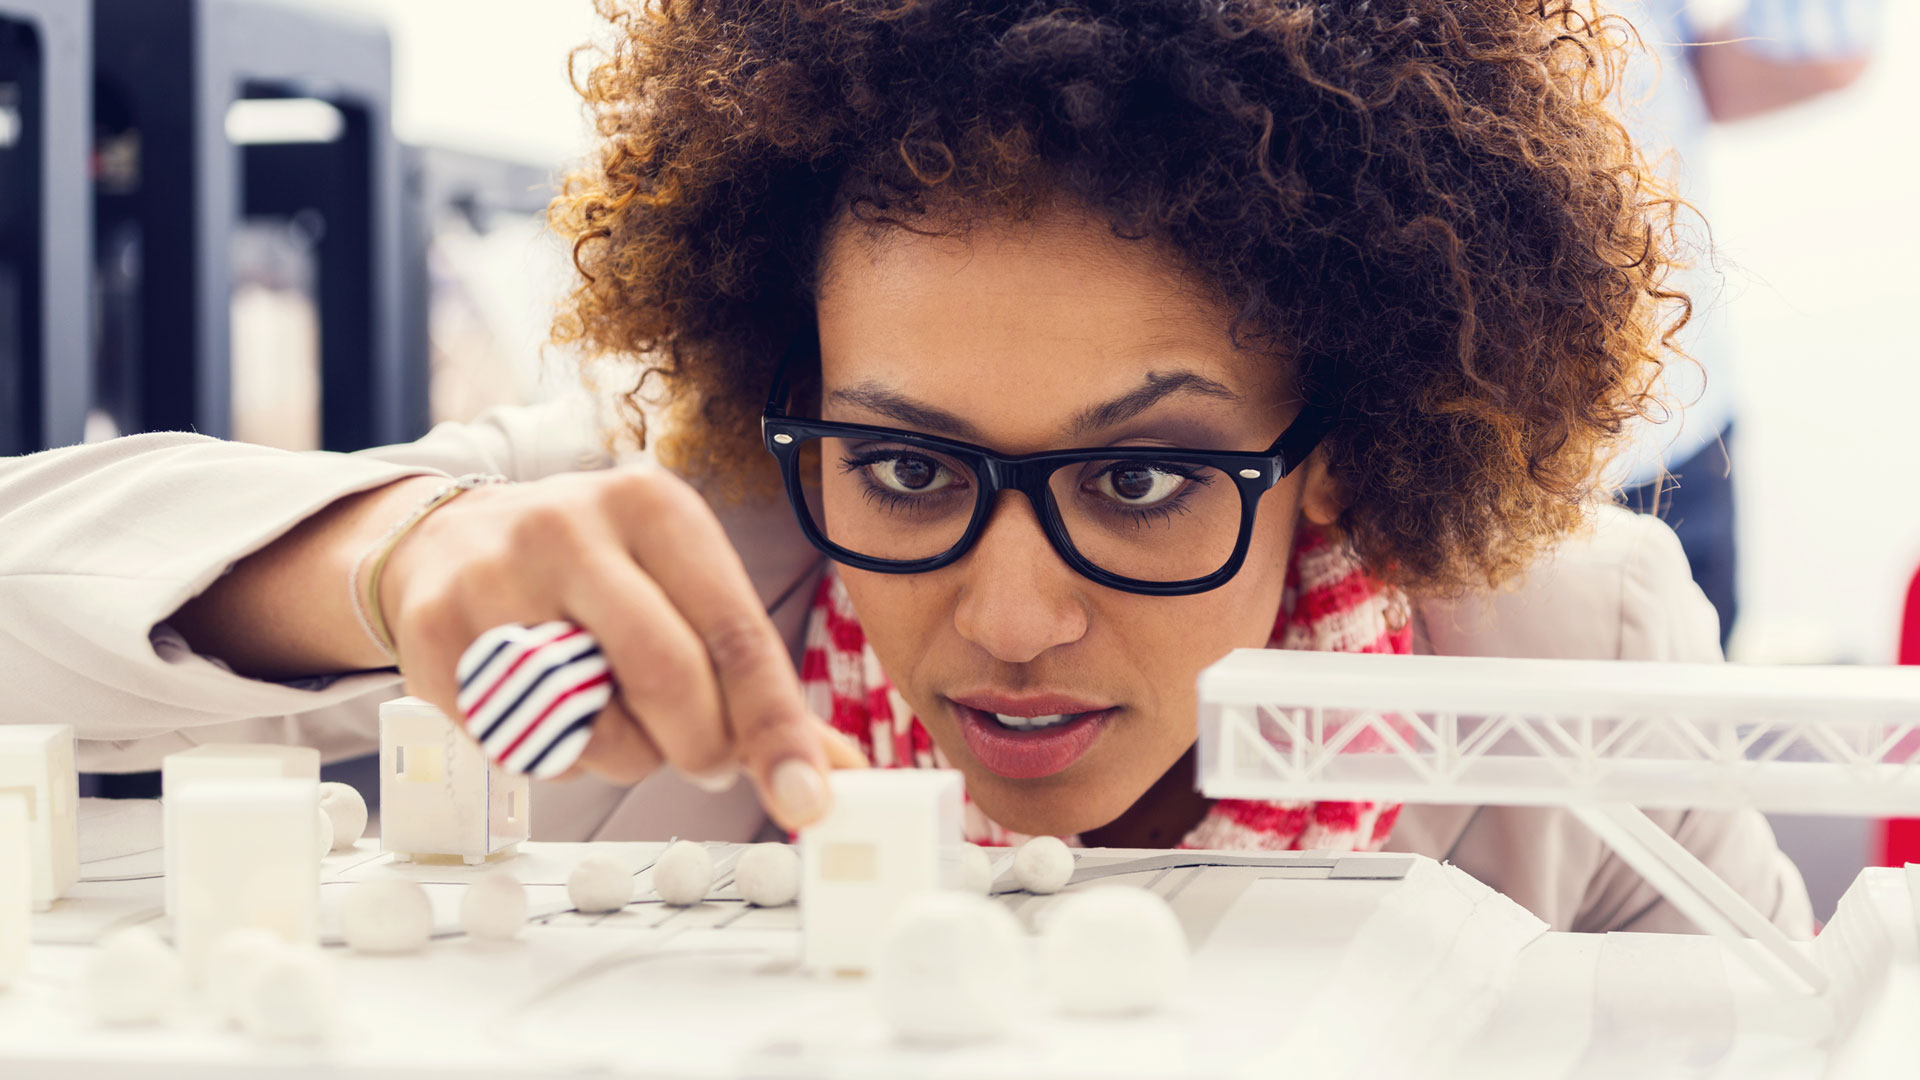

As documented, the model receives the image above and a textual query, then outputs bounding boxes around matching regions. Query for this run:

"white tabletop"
[1,801,1912,1079]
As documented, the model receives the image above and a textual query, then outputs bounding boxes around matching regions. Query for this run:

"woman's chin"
[957,768,1142,839]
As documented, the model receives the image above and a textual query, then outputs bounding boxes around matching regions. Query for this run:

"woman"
[0,0,1808,933]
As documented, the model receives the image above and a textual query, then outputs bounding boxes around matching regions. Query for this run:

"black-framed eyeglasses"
[760,335,1330,596]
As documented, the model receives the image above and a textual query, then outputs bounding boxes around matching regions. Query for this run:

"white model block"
[161,743,321,917]
[799,769,964,975]
[379,697,530,864]
[161,743,321,795]
[0,724,79,912]
[170,778,320,980]
[1,793,30,989]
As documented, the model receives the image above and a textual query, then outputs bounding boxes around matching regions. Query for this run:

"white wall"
[271,0,606,165]
[1708,3,1920,666]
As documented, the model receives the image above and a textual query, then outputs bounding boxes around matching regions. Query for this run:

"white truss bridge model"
[1196,649,1920,996]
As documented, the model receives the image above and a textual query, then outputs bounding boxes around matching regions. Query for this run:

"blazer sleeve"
[1400,505,1815,937]
[0,394,613,771]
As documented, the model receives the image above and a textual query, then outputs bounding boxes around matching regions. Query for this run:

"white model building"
[161,743,321,917]
[379,697,530,864]
[0,793,31,988]
[0,724,79,912]
[1195,648,1920,996]
[169,777,320,979]
[799,768,965,975]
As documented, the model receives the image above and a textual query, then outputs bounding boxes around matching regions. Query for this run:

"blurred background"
[1,0,1916,920]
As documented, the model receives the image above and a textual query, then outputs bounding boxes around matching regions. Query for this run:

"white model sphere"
[314,806,334,861]
[207,927,286,1026]
[732,843,798,907]
[1011,835,1073,894]
[461,870,528,941]
[874,892,1029,1043]
[651,840,713,907]
[237,945,337,1041]
[960,843,994,894]
[317,782,368,851]
[340,878,434,954]
[1040,886,1189,1015]
[567,853,634,913]
[86,926,186,1025]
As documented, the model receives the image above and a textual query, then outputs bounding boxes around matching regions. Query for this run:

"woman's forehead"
[813,205,1288,418]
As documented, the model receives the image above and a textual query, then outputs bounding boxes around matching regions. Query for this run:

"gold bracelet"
[353,474,505,666]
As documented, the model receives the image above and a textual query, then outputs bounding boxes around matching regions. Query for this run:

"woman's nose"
[950,492,1089,664]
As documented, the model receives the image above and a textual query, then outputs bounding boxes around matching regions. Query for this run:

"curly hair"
[549,0,1689,593]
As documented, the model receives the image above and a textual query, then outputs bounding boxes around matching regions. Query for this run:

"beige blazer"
[0,394,1811,937]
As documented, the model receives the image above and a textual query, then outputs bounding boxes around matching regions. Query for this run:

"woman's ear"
[1297,450,1348,527]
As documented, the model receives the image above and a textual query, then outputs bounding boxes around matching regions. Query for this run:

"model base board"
[17,820,1917,1078]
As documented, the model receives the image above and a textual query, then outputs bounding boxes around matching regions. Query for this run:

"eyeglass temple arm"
[764,352,794,417]
[1274,402,1333,476]
[764,328,821,418]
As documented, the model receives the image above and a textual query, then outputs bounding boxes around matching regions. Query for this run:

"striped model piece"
[456,621,612,779]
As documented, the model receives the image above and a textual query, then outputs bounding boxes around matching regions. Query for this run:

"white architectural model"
[1040,887,1189,1015]
[461,871,528,941]
[317,781,369,850]
[1196,648,1920,994]
[339,879,432,954]
[170,778,321,978]
[86,926,187,1026]
[161,743,320,916]
[1011,835,1074,893]
[567,853,634,912]
[799,769,964,975]
[650,839,714,906]
[734,842,800,907]
[0,724,79,911]
[379,697,530,864]
[161,743,321,793]
[1,793,30,988]
[872,891,1027,1042]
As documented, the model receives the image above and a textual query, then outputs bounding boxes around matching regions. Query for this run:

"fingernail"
[771,759,829,825]
[684,765,740,793]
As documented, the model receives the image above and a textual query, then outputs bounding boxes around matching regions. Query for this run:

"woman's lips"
[949,701,1113,780]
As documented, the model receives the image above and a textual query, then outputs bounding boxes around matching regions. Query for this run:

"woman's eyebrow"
[827,385,987,440]
[1068,371,1241,435]
[827,370,1242,441]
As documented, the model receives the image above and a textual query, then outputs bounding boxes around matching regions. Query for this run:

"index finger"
[611,470,833,829]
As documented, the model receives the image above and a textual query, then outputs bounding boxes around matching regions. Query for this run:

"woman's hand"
[377,465,862,830]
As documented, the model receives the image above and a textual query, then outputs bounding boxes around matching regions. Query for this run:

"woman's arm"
[0,396,601,762]
[2,396,855,827]
[0,432,445,746]
[167,474,451,679]
[183,391,627,679]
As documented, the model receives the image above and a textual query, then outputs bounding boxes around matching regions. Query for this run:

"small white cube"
[379,698,530,864]
[162,743,321,917]
[0,724,79,912]
[0,793,32,988]
[170,778,320,980]
[799,769,964,975]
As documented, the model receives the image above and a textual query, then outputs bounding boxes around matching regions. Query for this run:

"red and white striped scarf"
[798,524,1412,850]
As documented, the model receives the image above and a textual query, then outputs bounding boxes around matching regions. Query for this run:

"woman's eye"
[1093,465,1185,505]
[869,455,951,494]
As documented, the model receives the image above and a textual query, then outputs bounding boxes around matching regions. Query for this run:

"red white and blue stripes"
[456,621,612,779]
